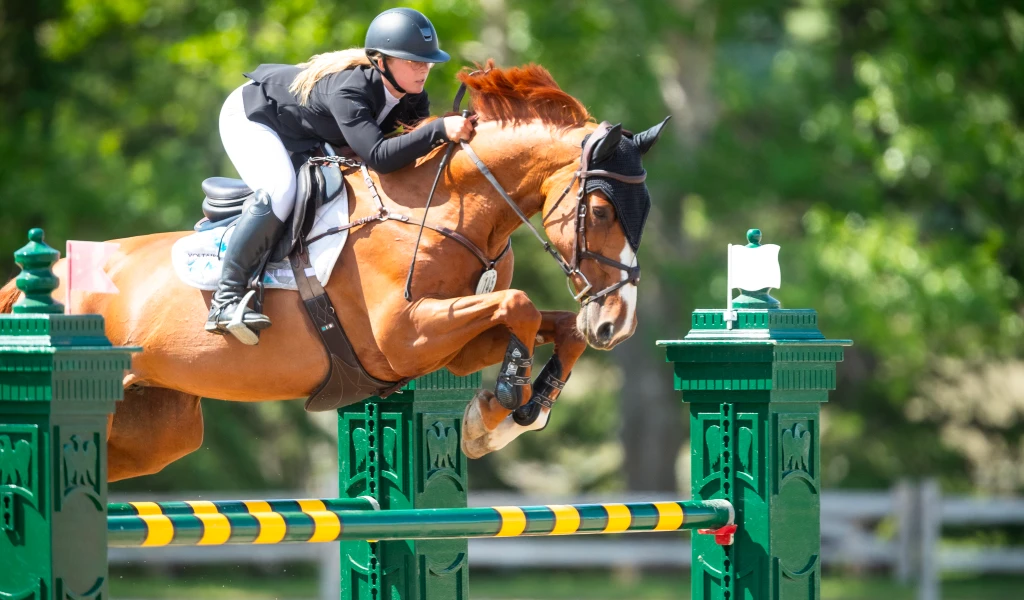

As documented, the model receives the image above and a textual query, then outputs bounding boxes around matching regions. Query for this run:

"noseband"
[460,121,644,306]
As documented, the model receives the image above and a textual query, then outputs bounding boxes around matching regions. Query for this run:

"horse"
[0,63,669,482]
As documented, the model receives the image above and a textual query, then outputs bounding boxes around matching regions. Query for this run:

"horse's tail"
[0,279,20,314]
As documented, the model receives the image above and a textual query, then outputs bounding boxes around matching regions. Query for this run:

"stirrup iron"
[225,290,260,346]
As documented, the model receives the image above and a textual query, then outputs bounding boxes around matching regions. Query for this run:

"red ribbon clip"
[697,524,737,546]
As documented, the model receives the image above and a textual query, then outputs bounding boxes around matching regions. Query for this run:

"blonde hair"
[289,48,373,105]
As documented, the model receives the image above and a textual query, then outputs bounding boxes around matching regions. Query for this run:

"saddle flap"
[294,162,328,242]
[268,161,329,263]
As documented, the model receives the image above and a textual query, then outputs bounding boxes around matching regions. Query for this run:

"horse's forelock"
[457,60,591,129]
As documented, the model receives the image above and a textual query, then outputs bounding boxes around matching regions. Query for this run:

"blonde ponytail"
[289,48,373,105]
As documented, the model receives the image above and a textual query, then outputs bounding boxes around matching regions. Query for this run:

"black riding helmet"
[365,8,450,94]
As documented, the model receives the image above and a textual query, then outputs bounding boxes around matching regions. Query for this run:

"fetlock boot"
[205,191,286,345]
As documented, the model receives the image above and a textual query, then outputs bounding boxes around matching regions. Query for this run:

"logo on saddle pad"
[172,187,351,292]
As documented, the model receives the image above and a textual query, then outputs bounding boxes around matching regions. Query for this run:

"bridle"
[315,74,647,307]
[459,120,645,306]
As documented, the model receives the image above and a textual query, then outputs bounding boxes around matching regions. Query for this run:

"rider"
[207,7,476,344]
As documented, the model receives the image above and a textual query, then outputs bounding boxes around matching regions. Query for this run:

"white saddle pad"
[172,185,350,291]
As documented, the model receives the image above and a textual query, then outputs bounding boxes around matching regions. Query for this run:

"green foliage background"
[1,0,1021,495]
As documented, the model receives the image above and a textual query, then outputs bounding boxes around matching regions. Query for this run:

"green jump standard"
[658,231,851,600]
[1,229,140,600]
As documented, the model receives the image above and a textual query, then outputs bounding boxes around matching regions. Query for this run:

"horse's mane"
[456,60,590,129]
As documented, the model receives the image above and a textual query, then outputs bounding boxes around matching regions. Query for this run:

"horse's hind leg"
[107,386,203,482]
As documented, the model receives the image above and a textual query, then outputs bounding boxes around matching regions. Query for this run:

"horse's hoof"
[462,393,489,441]
[461,434,489,460]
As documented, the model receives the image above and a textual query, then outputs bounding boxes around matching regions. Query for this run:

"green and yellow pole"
[107,499,733,547]
[107,496,379,517]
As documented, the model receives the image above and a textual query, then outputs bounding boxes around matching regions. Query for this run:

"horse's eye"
[592,206,608,219]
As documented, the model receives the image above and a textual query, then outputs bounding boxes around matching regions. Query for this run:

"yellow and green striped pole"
[107,499,733,547]
[107,496,378,517]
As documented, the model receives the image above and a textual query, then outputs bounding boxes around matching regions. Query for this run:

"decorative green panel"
[339,370,474,600]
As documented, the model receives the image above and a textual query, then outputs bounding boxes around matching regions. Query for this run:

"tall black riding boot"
[205,191,286,345]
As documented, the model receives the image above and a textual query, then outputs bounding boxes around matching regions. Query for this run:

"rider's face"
[383,57,433,95]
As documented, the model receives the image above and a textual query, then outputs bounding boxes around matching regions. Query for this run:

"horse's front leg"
[448,310,587,458]
[375,288,542,406]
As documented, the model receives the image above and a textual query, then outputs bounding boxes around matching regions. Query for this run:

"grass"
[109,567,1024,599]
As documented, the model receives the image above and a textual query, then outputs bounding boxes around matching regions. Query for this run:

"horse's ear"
[592,123,622,163]
[634,116,671,155]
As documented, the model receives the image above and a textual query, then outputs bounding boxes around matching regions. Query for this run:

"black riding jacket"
[242,64,449,173]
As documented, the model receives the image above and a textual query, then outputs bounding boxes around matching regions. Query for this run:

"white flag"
[728,244,781,291]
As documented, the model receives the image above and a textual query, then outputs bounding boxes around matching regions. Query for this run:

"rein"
[303,157,511,277]
[459,120,644,306]
[308,79,644,307]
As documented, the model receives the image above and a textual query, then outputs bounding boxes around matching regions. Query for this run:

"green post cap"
[732,227,780,309]
[12,228,63,314]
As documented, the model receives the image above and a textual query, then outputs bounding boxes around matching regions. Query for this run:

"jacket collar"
[361,64,423,109]
[363,65,386,108]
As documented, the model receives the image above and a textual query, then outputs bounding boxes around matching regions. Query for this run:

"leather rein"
[461,120,645,306]
[305,85,644,307]
[303,158,511,275]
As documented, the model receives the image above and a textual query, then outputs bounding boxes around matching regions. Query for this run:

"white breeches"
[218,83,297,220]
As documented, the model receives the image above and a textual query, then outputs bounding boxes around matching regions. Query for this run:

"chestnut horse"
[0,64,668,481]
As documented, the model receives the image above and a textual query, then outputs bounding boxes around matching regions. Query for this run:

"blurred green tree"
[1,0,1021,494]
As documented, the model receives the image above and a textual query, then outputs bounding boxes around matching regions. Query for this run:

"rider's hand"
[443,114,476,143]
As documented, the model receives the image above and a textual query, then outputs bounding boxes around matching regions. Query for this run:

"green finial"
[13,228,64,314]
[746,228,762,248]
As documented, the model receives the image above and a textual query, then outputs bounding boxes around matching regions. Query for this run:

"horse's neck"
[454,122,580,248]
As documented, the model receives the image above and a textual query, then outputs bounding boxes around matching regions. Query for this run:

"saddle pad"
[171,186,350,291]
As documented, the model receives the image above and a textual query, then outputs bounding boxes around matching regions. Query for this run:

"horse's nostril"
[596,321,614,342]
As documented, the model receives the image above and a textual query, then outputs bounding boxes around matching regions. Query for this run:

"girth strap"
[289,244,409,411]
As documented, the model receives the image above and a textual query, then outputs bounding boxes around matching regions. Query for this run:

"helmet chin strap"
[369,53,408,95]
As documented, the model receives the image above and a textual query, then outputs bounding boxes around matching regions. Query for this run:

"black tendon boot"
[205,191,286,345]
[513,355,570,428]
[494,334,533,410]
